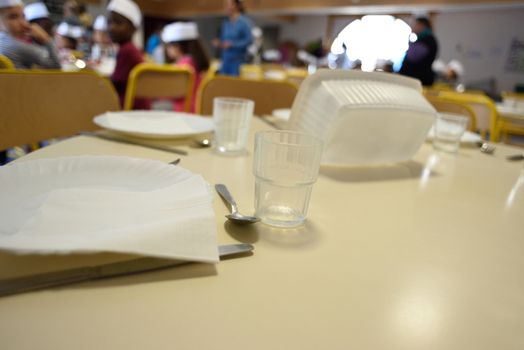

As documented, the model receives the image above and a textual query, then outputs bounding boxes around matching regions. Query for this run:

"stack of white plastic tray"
[287,69,436,165]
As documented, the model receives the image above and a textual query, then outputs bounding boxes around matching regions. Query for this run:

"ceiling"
[134,0,524,18]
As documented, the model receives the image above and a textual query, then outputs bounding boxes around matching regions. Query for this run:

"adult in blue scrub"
[214,0,252,76]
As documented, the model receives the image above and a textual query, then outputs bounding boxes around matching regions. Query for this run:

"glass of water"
[433,113,468,153]
[213,97,254,156]
[253,130,323,227]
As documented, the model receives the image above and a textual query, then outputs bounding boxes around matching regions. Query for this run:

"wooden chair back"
[196,76,298,116]
[0,70,120,150]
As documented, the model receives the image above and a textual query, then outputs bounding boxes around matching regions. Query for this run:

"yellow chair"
[124,63,195,111]
[286,68,308,86]
[196,76,298,116]
[499,91,524,143]
[425,90,499,141]
[261,63,287,81]
[0,70,120,151]
[0,54,15,69]
[240,64,263,80]
[425,95,477,132]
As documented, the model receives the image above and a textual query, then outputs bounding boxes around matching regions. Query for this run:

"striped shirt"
[0,32,61,69]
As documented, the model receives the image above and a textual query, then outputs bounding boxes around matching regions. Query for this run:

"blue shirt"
[219,15,252,75]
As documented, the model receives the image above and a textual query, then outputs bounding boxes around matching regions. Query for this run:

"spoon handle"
[215,184,238,214]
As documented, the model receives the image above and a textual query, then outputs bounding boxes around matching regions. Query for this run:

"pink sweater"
[174,55,204,113]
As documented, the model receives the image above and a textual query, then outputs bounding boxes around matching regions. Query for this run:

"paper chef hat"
[162,22,198,43]
[56,22,84,39]
[0,0,22,8]
[107,0,141,28]
[24,2,49,21]
[93,15,107,31]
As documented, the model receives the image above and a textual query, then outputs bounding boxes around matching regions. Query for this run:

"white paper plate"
[0,156,218,262]
[94,111,214,139]
[426,128,482,144]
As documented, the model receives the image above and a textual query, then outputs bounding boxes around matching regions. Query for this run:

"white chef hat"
[0,0,22,8]
[107,0,141,28]
[161,22,198,43]
[447,60,464,76]
[93,15,107,31]
[24,2,49,21]
[56,22,84,39]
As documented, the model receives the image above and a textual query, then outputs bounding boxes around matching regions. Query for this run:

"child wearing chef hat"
[23,2,53,36]
[162,21,209,112]
[106,0,146,108]
[0,0,60,68]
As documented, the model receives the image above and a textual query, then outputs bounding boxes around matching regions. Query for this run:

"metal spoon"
[480,143,496,154]
[215,184,260,224]
[476,141,496,155]
[192,138,212,148]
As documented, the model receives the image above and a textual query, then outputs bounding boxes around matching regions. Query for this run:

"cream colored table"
[1,118,523,350]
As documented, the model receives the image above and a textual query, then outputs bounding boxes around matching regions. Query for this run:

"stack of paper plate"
[0,156,218,262]
[94,111,214,140]
[288,70,436,165]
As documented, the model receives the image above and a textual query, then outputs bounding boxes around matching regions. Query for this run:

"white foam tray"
[287,69,437,165]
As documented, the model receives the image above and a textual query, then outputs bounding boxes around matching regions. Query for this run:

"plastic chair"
[499,91,524,142]
[286,68,308,86]
[124,63,195,111]
[425,95,477,132]
[0,54,15,69]
[0,70,120,150]
[196,76,298,116]
[240,64,263,80]
[425,90,499,141]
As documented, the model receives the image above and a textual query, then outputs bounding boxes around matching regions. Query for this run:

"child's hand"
[29,23,51,45]
[211,38,220,48]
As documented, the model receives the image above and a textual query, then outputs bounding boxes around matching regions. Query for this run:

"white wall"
[275,9,524,92]
[279,15,329,47]
[433,8,524,92]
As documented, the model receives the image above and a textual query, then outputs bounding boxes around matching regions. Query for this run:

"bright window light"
[330,15,412,71]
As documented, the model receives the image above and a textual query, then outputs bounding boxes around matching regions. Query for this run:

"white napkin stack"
[0,156,218,263]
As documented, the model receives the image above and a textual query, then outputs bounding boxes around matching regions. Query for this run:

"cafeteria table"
[0,118,523,350]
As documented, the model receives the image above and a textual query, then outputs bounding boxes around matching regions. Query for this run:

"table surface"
[496,103,524,122]
[1,118,523,350]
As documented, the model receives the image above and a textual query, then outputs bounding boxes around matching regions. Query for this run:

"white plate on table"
[426,128,482,143]
[0,156,218,262]
[94,111,214,139]
[272,108,291,121]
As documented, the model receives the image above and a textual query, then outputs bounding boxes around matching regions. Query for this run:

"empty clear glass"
[433,113,468,153]
[253,130,323,227]
[213,97,254,156]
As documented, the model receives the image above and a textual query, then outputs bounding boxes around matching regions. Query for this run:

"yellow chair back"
[0,54,15,69]
[240,64,263,80]
[0,70,120,150]
[124,63,195,111]
[424,90,499,141]
[425,95,477,132]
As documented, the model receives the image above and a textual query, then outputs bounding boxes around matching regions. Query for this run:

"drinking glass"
[213,97,254,156]
[253,130,323,227]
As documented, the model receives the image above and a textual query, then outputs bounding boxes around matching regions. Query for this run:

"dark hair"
[176,39,210,73]
[234,0,245,14]
[416,17,432,30]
